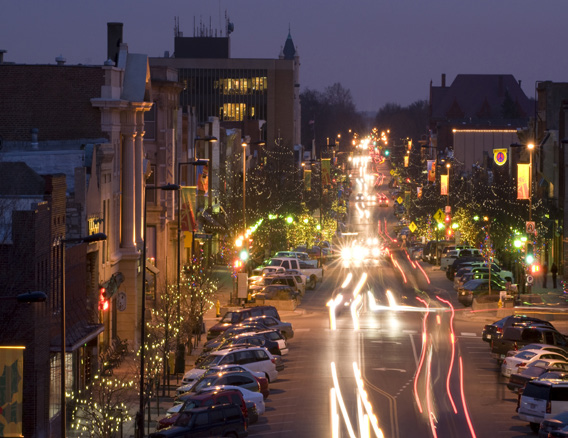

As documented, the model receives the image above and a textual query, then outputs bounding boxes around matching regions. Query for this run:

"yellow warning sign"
[409,222,417,233]
[397,196,403,204]
[434,209,445,223]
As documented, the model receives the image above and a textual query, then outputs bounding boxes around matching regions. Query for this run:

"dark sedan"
[458,278,508,306]
[482,315,555,343]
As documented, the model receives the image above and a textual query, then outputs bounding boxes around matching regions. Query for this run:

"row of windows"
[220,103,256,121]
[214,77,267,94]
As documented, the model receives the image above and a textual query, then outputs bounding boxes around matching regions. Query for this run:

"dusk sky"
[2,0,567,113]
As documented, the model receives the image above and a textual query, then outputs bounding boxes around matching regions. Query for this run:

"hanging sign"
[493,148,508,166]
[440,174,448,196]
[517,163,530,200]
[427,160,436,182]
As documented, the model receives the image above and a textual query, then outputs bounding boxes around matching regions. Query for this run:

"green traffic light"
[526,254,534,264]
[384,150,390,156]
[286,216,293,224]
[239,250,249,261]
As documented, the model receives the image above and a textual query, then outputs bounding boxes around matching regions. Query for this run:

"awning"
[51,322,104,353]
[146,262,159,275]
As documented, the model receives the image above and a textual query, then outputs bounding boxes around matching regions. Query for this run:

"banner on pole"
[404,155,409,167]
[427,160,436,183]
[181,186,198,232]
[321,158,331,186]
[440,174,448,196]
[517,163,530,200]
[304,169,312,191]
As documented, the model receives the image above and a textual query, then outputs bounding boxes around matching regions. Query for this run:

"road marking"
[409,332,419,368]
[461,332,477,337]
[293,328,310,332]
[373,367,407,372]
[402,329,418,334]
[371,340,402,345]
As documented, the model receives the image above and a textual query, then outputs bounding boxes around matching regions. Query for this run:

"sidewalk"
[119,265,236,438]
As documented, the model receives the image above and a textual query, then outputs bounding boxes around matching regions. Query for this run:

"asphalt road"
[245,160,545,437]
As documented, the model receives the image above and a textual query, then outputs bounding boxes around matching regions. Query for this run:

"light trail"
[436,296,458,414]
[330,362,357,438]
[351,294,363,330]
[459,356,477,438]
[413,297,430,414]
[426,348,438,438]
[341,272,353,289]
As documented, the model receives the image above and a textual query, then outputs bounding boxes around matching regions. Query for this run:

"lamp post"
[446,163,451,208]
[528,143,534,221]
[57,232,107,438]
[138,183,178,438]
[176,159,207,371]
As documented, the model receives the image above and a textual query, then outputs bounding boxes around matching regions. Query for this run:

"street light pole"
[138,183,178,438]
[242,142,247,237]
[528,143,534,221]
[58,232,106,438]
[446,163,451,208]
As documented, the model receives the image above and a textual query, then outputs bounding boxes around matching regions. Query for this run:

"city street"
[238,159,568,438]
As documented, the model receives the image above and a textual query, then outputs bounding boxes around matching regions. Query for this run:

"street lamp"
[138,183,178,438]
[0,291,47,302]
[527,143,534,221]
[56,232,106,438]
[446,163,451,208]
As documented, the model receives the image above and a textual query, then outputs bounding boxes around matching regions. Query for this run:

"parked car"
[176,370,266,398]
[207,306,281,340]
[501,349,568,377]
[440,248,481,271]
[446,256,486,280]
[482,315,555,343]
[251,284,300,302]
[518,380,568,433]
[196,333,285,365]
[184,346,278,385]
[506,343,568,359]
[157,388,248,430]
[507,360,568,393]
[243,315,294,340]
[538,411,568,438]
[149,403,248,438]
[491,326,568,363]
[182,362,267,387]
[457,278,507,307]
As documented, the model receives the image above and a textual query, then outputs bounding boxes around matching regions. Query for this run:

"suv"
[157,389,248,430]
[207,306,281,340]
[249,274,306,295]
[149,404,248,437]
[192,346,278,383]
[518,380,568,433]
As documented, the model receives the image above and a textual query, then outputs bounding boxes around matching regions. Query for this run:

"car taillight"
[514,342,518,351]
[271,358,276,364]
[496,327,502,333]
[517,362,526,369]
[547,400,551,414]
[503,359,507,365]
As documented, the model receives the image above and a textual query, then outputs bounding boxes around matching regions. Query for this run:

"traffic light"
[233,259,243,270]
[239,249,249,261]
[445,214,451,225]
[98,287,109,311]
[531,263,540,274]
[525,243,534,264]
[384,150,390,156]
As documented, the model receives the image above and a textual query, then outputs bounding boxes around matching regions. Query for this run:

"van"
[440,248,481,270]
[207,306,281,340]
[518,380,568,432]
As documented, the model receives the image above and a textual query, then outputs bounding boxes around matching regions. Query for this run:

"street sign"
[397,196,403,204]
[194,233,213,240]
[434,209,445,223]
[526,221,536,235]
[445,205,451,214]
[409,222,417,233]
[526,275,534,285]
[390,169,395,176]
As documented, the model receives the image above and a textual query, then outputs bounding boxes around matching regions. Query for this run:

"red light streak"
[413,297,429,414]
[426,350,438,438]
[392,259,407,283]
[415,262,431,284]
[436,296,458,414]
[459,356,477,438]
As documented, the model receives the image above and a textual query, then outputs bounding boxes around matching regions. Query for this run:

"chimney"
[55,55,66,65]
[0,50,6,64]
[442,73,446,87]
[107,22,123,66]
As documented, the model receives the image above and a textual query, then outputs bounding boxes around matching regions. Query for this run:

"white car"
[501,349,568,377]
[181,363,266,386]
[506,344,568,359]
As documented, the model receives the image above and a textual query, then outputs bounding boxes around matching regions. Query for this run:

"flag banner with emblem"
[440,174,448,196]
[197,163,209,195]
[321,158,331,186]
[0,347,23,436]
[304,169,312,191]
[427,160,436,182]
[181,186,197,232]
[493,148,508,166]
[404,155,409,167]
[517,163,530,200]
[417,187,422,198]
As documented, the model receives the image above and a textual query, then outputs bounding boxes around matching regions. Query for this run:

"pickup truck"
[254,257,323,290]
[490,326,568,363]
[440,248,481,271]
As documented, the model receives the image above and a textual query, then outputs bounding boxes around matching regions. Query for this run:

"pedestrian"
[551,263,558,288]
[542,261,548,288]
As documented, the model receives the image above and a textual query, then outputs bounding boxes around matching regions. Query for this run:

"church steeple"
[282,25,297,60]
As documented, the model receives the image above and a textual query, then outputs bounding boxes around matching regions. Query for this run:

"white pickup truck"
[440,248,481,271]
[256,257,323,290]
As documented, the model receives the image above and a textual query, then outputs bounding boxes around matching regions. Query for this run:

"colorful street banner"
[0,347,24,436]
[197,163,209,195]
[517,163,530,200]
[417,187,422,198]
[321,158,331,186]
[180,186,197,232]
[427,160,436,183]
[493,148,508,166]
[404,155,409,167]
[304,169,312,191]
[440,174,448,196]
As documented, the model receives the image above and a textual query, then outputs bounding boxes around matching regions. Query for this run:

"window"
[227,375,253,386]
[551,387,568,401]
[236,350,256,365]
[49,354,61,419]
[144,104,156,140]
[230,394,242,405]
[219,353,235,365]
[216,395,230,405]
[194,412,209,426]
[254,350,269,361]
[221,103,247,121]
[225,405,242,421]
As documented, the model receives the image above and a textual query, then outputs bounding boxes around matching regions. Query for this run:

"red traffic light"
[531,264,540,274]
[445,214,451,223]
